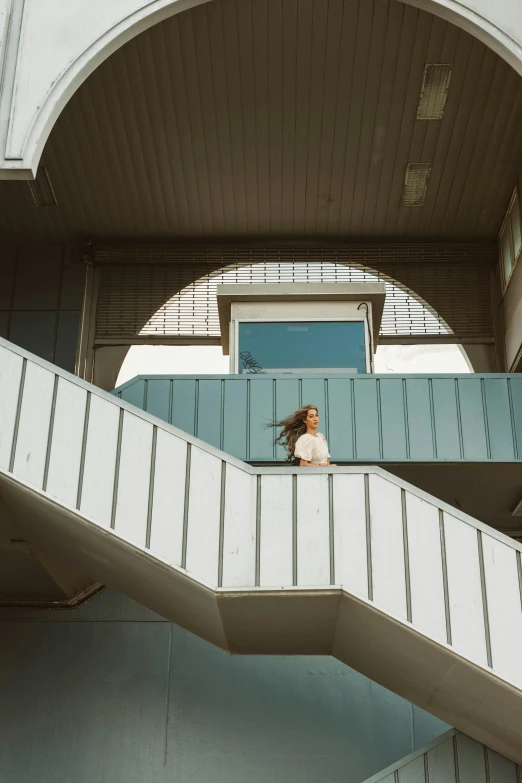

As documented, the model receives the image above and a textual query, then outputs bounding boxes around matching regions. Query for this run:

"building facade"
[1,0,522,780]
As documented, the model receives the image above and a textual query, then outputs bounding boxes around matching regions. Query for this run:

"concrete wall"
[0,590,448,783]
[0,244,84,372]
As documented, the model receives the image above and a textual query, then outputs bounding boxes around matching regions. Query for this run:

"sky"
[116,343,470,385]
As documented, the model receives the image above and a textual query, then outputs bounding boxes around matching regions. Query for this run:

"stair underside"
[2,468,522,764]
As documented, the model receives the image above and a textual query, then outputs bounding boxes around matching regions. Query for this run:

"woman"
[272,404,333,466]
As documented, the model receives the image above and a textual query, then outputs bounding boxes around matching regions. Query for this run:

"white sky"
[117,344,470,385]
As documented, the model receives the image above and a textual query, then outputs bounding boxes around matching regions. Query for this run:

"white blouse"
[294,432,330,465]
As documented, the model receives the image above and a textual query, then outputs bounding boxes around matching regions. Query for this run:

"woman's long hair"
[269,404,318,463]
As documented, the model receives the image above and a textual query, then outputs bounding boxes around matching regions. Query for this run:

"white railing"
[1,336,522,762]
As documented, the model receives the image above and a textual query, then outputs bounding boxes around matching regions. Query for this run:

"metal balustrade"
[1,335,522,763]
[113,373,522,463]
[362,730,522,783]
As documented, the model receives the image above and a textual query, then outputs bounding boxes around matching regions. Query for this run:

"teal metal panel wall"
[113,374,522,462]
[0,244,84,372]
[0,590,448,783]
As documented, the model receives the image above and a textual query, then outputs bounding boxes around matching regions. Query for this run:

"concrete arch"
[1,0,522,178]
[401,1,522,78]
[1,0,213,178]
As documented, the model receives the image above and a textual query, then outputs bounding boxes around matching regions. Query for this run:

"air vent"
[402,163,431,207]
[27,165,58,207]
[417,64,453,120]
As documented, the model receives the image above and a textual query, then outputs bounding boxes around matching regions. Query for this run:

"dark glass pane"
[510,197,522,261]
[501,225,513,286]
[238,321,367,374]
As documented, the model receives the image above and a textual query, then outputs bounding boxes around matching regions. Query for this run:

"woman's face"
[305,408,319,431]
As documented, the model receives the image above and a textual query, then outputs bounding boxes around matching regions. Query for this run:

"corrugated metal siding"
[113,373,522,462]
[93,242,496,343]
[363,730,522,783]
[1,0,522,242]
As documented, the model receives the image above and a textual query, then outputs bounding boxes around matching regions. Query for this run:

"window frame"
[500,186,522,292]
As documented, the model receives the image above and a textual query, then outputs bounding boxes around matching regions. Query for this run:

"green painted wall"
[0,590,447,783]
[113,374,522,462]
[0,244,84,373]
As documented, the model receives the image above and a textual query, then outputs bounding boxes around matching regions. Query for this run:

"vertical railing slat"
[113,413,153,547]
[185,447,222,584]
[0,347,25,471]
[221,465,256,588]
[148,430,187,566]
[12,362,55,488]
[45,378,88,508]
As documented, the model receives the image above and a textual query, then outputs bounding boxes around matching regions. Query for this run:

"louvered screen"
[93,243,496,343]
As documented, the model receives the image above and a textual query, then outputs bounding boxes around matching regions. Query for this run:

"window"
[510,192,522,259]
[500,187,522,291]
[237,321,368,374]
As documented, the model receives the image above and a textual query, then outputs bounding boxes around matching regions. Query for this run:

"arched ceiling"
[0,0,521,243]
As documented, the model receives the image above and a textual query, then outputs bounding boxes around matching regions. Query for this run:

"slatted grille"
[417,64,453,120]
[402,164,432,207]
[93,244,495,343]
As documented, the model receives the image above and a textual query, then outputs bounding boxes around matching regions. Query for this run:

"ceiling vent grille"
[27,165,58,207]
[402,164,432,207]
[417,64,453,120]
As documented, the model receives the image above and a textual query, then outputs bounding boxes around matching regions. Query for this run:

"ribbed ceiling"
[0,0,522,242]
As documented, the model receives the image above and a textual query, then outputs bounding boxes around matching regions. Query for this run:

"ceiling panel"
[0,0,521,243]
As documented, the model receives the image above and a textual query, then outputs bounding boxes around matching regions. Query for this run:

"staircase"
[1,336,522,763]
[362,730,522,783]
